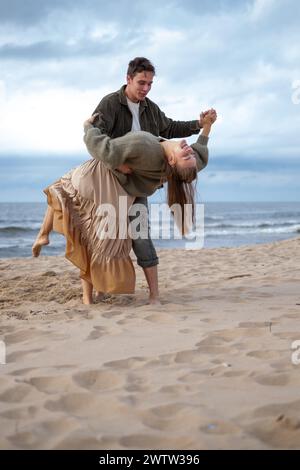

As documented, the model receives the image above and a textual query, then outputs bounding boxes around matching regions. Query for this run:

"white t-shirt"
[126,97,141,132]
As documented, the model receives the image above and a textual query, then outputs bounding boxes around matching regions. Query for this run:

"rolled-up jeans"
[128,196,159,268]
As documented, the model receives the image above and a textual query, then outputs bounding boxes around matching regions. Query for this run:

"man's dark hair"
[127,57,156,78]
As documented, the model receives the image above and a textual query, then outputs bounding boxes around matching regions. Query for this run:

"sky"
[0,0,300,202]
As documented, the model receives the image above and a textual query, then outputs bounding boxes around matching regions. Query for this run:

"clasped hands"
[199,108,217,127]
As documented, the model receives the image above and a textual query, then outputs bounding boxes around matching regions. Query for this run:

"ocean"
[0,201,299,258]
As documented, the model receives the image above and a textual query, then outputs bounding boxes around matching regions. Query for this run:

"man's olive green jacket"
[93,85,201,139]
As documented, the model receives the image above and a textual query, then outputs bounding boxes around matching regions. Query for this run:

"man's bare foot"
[32,234,49,257]
[148,296,161,306]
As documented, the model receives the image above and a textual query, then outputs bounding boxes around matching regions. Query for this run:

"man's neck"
[125,86,139,103]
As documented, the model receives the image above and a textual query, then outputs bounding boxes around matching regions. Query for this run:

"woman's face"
[174,140,196,169]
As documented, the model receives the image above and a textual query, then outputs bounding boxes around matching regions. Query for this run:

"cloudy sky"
[0,0,300,201]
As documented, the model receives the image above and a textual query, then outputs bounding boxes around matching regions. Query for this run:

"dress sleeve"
[83,124,125,169]
[191,134,209,172]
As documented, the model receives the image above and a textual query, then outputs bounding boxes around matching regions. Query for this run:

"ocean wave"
[0,226,38,234]
[205,221,300,229]
[206,224,300,236]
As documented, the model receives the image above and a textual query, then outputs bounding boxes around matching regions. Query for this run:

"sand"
[0,237,300,450]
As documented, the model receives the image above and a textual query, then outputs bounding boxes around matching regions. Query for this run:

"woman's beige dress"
[44,159,135,294]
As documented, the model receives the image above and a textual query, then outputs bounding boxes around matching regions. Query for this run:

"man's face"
[126,71,154,102]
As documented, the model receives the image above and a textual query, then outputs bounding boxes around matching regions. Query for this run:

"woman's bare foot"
[32,234,49,257]
[81,278,93,305]
[82,295,94,305]
[94,292,112,303]
[94,291,105,301]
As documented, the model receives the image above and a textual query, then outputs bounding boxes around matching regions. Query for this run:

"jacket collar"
[118,85,148,109]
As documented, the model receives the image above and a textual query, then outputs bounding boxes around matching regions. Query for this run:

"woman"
[33,110,216,303]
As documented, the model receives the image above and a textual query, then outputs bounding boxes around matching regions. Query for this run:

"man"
[92,57,210,304]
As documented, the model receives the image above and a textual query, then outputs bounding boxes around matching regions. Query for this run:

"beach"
[0,237,300,449]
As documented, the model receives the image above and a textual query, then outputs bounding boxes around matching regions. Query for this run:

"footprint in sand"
[6,348,44,363]
[125,372,150,393]
[196,336,228,347]
[251,399,300,420]
[245,416,300,449]
[101,295,135,307]
[102,310,123,319]
[0,384,33,403]
[247,350,282,360]
[45,392,101,417]
[27,375,75,394]
[4,329,44,345]
[73,369,122,391]
[119,433,193,449]
[159,384,195,394]
[141,405,200,432]
[36,417,79,436]
[0,405,38,420]
[11,368,38,376]
[252,371,300,387]
[145,313,175,324]
[143,353,175,368]
[8,417,79,449]
[174,349,203,364]
[251,373,291,387]
[116,318,134,325]
[201,420,241,435]
[269,357,297,371]
[196,328,267,353]
[3,311,28,320]
[274,331,300,340]
[195,336,232,355]
[8,431,45,449]
[0,376,14,389]
[54,432,101,450]
[220,328,267,340]
[103,356,147,370]
[238,321,276,329]
[178,371,205,383]
[285,313,300,319]
[85,326,109,340]
[147,403,188,419]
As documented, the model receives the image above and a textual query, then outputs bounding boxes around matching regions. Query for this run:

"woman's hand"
[200,109,217,138]
[199,108,217,127]
[83,113,99,127]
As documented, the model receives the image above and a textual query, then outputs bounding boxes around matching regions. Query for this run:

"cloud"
[0,0,61,25]
[249,0,276,21]
[0,83,111,154]
[0,38,117,60]
[0,0,300,201]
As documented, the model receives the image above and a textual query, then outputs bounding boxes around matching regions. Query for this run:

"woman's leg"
[81,278,93,305]
[32,206,54,257]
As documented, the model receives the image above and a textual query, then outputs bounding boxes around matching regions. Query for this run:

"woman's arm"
[191,110,217,172]
[191,135,209,172]
[83,115,126,169]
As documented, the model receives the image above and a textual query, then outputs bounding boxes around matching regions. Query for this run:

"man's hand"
[83,113,99,127]
[117,164,133,174]
[199,108,217,127]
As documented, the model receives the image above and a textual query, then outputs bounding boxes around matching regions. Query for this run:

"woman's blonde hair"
[162,162,197,236]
